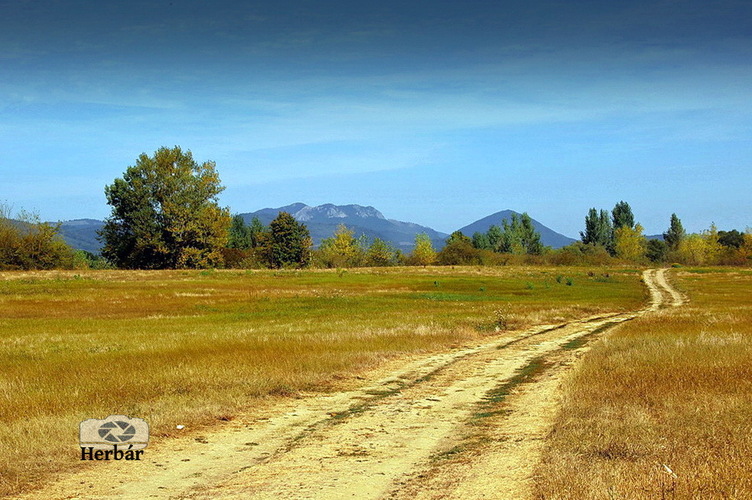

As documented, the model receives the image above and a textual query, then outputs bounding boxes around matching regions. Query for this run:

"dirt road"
[20,269,683,500]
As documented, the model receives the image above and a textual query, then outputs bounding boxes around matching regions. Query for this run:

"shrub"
[0,206,78,270]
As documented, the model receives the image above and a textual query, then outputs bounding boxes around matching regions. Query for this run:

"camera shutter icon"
[80,415,149,450]
[98,420,137,443]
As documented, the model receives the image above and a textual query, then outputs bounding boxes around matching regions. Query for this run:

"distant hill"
[239,203,448,251]
[57,219,104,254]
[457,210,576,249]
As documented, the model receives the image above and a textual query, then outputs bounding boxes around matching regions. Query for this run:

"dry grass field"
[535,268,752,499]
[0,266,644,496]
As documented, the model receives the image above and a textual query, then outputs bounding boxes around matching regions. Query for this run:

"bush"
[0,207,78,270]
[436,238,481,265]
[547,242,614,266]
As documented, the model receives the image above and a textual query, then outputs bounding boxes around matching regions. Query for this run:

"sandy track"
[653,267,686,307]
[19,269,683,500]
[390,269,684,500]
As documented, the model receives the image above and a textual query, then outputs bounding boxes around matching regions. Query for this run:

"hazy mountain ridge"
[50,204,576,254]
[57,219,104,254]
[239,203,448,250]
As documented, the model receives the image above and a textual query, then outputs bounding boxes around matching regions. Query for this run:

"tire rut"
[389,268,685,499]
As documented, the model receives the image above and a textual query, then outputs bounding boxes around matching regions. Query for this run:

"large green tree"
[613,223,647,261]
[646,238,669,262]
[262,212,312,268]
[366,237,397,267]
[317,224,366,268]
[471,213,543,255]
[248,217,267,249]
[718,229,744,249]
[498,213,544,255]
[471,231,491,250]
[611,201,635,230]
[486,225,503,251]
[99,146,230,269]
[581,208,613,249]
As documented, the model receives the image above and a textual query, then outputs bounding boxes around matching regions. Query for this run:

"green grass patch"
[560,321,622,350]
[473,356,551,420]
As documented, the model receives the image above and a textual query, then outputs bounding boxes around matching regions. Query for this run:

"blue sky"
[1,0,750,238]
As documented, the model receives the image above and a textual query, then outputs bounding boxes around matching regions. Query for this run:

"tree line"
[1,146,750,270]
[576,201,750,266]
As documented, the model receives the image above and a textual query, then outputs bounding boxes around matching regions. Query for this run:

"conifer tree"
[612,201,635,230]
[581,208,613,249]
[366,238,396,266]
[663,213,686,250]
[262,212,311,268]
[228,215,252,249]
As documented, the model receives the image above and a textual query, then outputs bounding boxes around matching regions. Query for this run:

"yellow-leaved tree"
[674,225,723,265]
[316,224,366,268]
[410,233,437,266]
[614,223,647,262]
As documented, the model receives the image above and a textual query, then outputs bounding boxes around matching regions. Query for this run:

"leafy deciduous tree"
[317,224,365,268]
[471,213,543,255]
[673,225,722,265]
[486,225,503,251]
[498,213,544,255]
[437,231,480,265]
[718,229,744,249]
[675,234,712,265]
[410,233,437,266]
[471,231,490,250]
[100,146,230,269]
[0,204,77,270]
[248,217,267,249]
[614,223,647,261]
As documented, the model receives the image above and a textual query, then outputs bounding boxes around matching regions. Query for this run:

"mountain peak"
[239,203,443,250]
[291,204,386,222]
[457,210,575,248]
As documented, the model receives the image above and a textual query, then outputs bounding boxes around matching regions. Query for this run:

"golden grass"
[535,269,752,499]
[0,266,644,496]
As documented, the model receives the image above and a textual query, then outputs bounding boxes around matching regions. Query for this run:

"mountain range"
[53,203,577,255]
[237,203,449,251]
